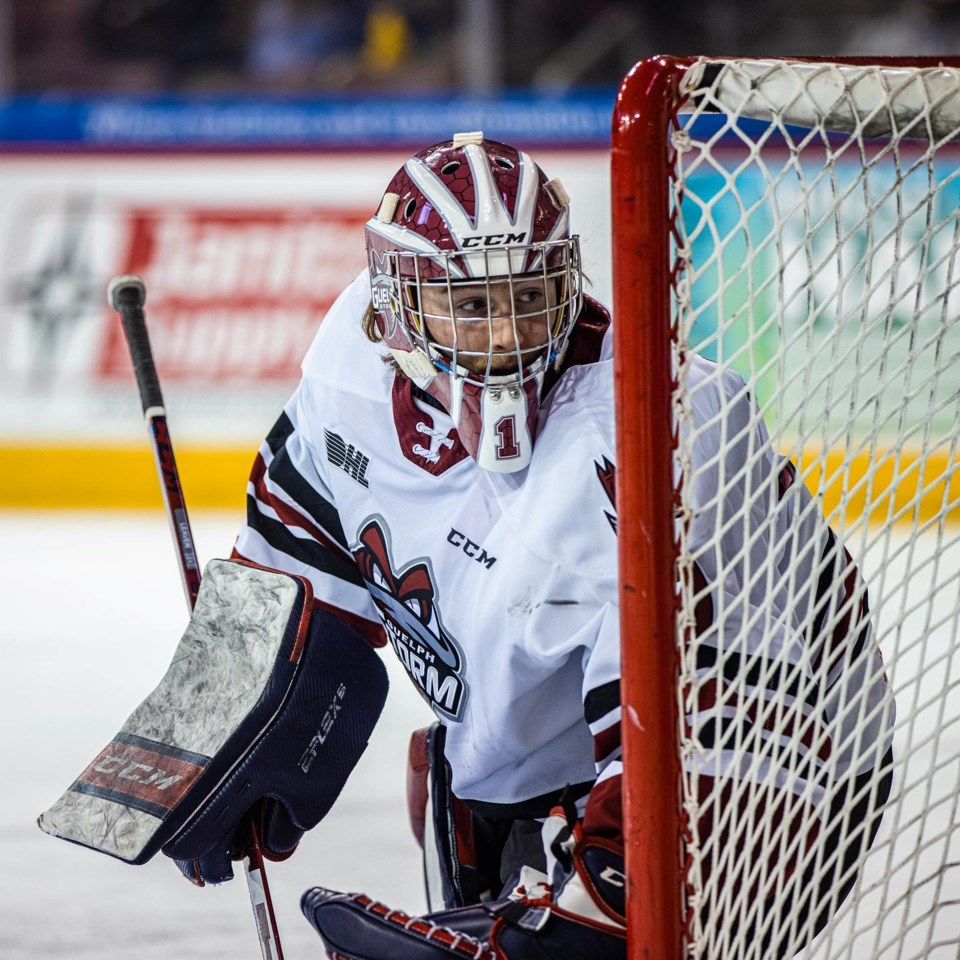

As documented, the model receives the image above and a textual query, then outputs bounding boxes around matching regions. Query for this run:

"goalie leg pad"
[302,887,502,960]
[39,559,388,881]
[301,886,627,960]
[409,722,515,911]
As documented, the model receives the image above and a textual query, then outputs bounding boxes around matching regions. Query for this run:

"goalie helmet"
[365,132,583,473]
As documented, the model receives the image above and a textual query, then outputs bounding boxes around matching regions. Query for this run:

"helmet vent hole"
[403,198,417,219]
[441,161,461,174]
[495,157,515,169]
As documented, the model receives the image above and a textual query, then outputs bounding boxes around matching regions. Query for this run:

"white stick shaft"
[245,858,282,960]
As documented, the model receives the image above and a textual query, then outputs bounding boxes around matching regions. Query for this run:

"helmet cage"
[382,236,582,388]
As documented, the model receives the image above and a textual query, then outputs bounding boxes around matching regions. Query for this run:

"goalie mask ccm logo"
[461,231,528,247]
[353,517,467,721]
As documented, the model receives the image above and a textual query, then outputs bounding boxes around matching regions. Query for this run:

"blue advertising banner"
[0,91,618,150]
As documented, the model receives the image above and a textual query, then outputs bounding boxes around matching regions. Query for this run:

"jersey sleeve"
[517,357,625,845]
[580,602,623,844]
[686,364,892,786]
[233,380,386,649]
[579,360,893,858]
[682,361,893,893]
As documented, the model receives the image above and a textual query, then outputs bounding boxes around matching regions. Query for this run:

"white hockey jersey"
[234,271,893,849]
[235,272,620,823]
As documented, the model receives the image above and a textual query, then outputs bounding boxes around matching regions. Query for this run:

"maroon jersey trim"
[391,376,471,476]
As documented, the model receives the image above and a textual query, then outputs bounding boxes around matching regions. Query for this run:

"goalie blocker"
[38,559,388,884]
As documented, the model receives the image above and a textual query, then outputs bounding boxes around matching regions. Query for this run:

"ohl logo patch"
[352,517,467,721]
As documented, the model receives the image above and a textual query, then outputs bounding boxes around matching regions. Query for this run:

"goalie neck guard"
[365,132,583,474]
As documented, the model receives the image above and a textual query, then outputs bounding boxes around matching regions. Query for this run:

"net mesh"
[669,60,960,960]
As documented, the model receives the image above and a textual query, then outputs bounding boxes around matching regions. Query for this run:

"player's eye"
[514,289,546,315]
[456,297,489,315]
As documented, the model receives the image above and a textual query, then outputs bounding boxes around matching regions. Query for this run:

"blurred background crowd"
[7,0,960,98]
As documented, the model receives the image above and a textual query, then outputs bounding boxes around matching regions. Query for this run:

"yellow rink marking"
[792,445,959,529]
[0,444,957,526]
[0,445,253,510]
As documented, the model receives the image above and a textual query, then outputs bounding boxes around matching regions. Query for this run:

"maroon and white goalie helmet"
[365,131,583,473]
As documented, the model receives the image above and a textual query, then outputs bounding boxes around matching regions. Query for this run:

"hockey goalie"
[41,132,894,960]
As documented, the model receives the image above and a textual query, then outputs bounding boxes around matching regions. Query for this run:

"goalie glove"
[164,590,390,887]
[171,795,307,886]
[301,807,626,960]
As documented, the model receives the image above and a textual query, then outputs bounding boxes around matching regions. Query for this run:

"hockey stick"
[109,273,286,960]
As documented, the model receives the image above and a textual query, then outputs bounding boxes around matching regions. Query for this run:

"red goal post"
[613,56,960,960]
[613,55,691,960]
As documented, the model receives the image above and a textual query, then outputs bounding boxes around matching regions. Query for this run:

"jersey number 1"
[495,415,520,460]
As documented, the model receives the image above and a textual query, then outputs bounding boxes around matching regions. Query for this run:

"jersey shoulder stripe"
[265,410,295,456]
[249,453,351,559]
[244,494,365,588]
[265,426,350,550]
[695,645,820,710]
[584,678,620,724]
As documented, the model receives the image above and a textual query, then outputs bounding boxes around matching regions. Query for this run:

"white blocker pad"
[38,558,387,866]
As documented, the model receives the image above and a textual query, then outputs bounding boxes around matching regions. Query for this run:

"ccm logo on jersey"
[462,232,527,247]
[447,528,497,568]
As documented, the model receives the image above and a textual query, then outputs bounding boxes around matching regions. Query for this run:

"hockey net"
[612,58,959,960]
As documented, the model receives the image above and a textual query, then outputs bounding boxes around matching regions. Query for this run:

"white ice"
[2,512,957,959]
[1,510,435,960]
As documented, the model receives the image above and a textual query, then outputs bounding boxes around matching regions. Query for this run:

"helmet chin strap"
[474,375,539,473]
[388,346,436,388]
[446,365,545,474]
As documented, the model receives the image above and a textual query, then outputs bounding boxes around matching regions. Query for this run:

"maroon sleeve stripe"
[250,453,353,561]
[692,679,832,762]
[581,770,623,844]
[312,596,387,649]
[593,721,622,767]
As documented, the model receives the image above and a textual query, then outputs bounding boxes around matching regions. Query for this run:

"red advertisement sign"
[97,207,369,382]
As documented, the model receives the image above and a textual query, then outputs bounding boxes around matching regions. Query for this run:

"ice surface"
[1,510,434,960]
[3,512,957,959]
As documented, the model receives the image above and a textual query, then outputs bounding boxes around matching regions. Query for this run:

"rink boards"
[0,148,608,507]
[0,140,955,522]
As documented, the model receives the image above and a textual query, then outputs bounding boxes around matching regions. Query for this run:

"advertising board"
[0,150,611,505]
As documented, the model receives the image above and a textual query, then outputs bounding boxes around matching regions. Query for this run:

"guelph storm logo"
[353,518,466,721]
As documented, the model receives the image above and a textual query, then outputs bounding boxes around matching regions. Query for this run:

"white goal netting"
[670,60,959,960]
